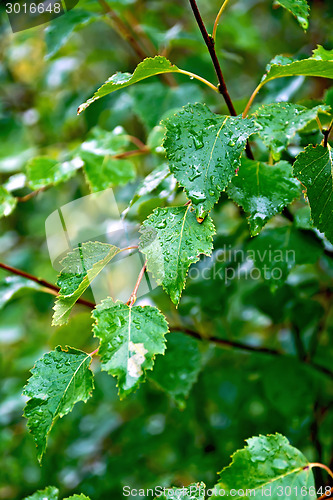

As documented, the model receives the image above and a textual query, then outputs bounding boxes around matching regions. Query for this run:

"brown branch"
[113,146,150,160]
[0,261,95,308]
[126,261,147,306]
[323,122,333,148]
[17,186,48,203]
[318,487,333,500]
[170,326,333,380]
[188,0,254,160]
[1,261,332,380]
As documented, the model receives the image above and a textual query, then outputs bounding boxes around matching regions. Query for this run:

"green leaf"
[24,486,59,500]
[293,144,333,244]
[130,163,170,207]
[140,206,215,304]
[78,127,136,191]
[77,56,183,114]
[26,157,83,189]
[0,276,42,310]
[274,0,310,29]
[82,153,136,192]
[92,298,168,398]
[217,434,316,499]
[65,496,91,500]
[45,10,97,59]
[246,226,323,283]
[254,103,329,160]
[23,346,94,462]
[149,332,202,408]
[227,159,300,235]
[80,126,130,156]
[155,482,206,499]
[163,103,258,218]
[53,242,121,326]
[0,186,17,218]
[260,46,333,87]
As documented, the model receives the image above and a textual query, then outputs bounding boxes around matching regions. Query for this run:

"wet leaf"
[92,299,168,398]
[227,159,300,235]
[254,103,329,160]
[53,242,121,326]
[163,103,258,218]
[274,0,310,30]
[0,186,17,218]
[45,10,97,59]
[24,486,59,500]
[0,276,42,310]
[78,56,183,114]
[216,434,316,499]
[140,206,215,304]
[26,157,83,189]
[293,144,333,244]
[23,346,94,462]
[130,164,170,207]
[259,45,333,88]
[82,153,136,192]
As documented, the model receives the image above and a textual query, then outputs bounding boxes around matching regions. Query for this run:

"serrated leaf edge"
[139,205,216,305]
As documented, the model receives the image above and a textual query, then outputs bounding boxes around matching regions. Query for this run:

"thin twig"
[189,0,235,114]
[0,261,95,308]
[177,69,218,92]
[17,186,48,203]
[113,147,150,160]
[170,327,333,380]
[126,261,147,306]
[89,348,99,357]
[126,135,149,150]
[0,245,138,310]
[212,0,231,41]
[310,463,333,480]
[188,0,254,160]
[323,121,333,148]
[1,261,332,380]
[318,486,333,500]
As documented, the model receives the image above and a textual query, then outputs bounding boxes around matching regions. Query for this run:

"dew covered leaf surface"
[254,103,329,160]
[78,57,183,114]
[140,206,215,304]
[0,186,17,218]
[216,434,316,499]
[53,242,120,326]
[164,103,258,219]
[274,0,310,29]
[227,159,300,235]
[93,299,168,398]
[293,144,333,244]
[23,346,94,462]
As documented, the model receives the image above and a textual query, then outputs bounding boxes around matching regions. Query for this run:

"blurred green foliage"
[0,0,332,498]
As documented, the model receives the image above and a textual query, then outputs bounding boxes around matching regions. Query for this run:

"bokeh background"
[0,0,333,498]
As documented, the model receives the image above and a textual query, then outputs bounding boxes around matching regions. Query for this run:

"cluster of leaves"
[18,43,333,464]
[0,0,333,497]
